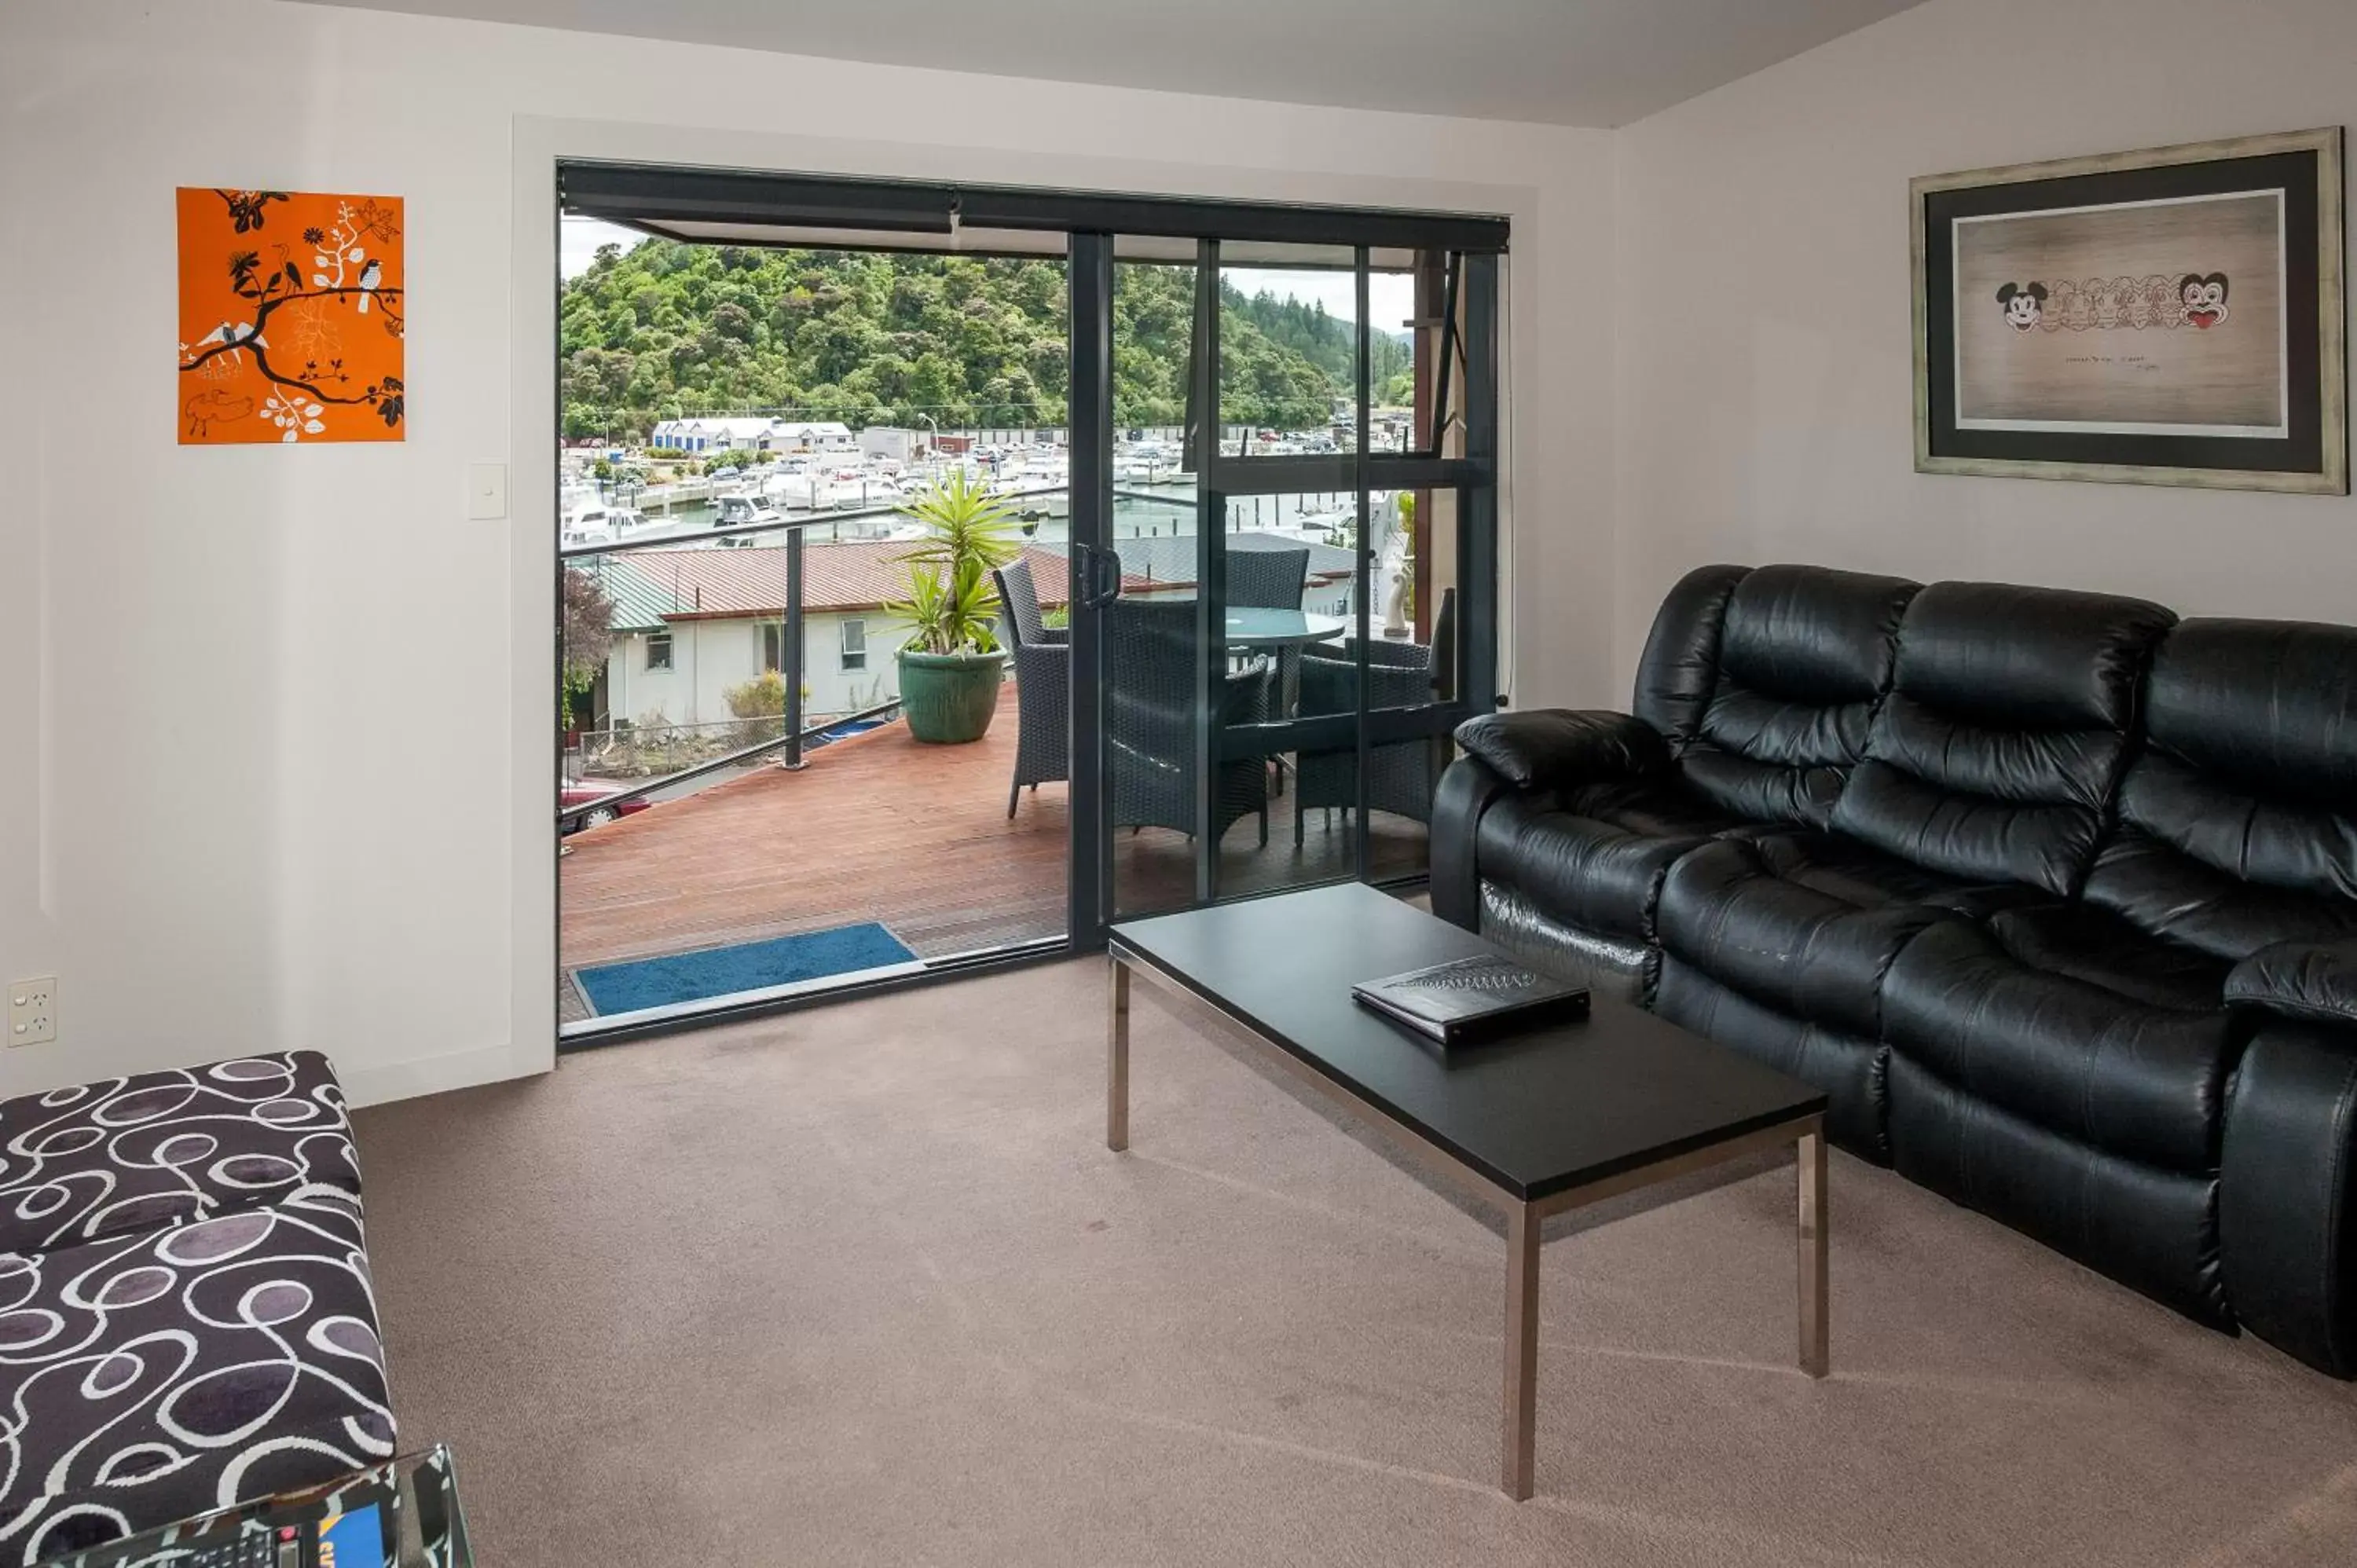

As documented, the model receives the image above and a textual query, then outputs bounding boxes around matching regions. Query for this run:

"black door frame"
[556,161,1507,1044]
[1066,237,1502,947]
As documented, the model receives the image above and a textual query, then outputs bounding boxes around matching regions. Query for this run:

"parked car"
[561,781,651,833]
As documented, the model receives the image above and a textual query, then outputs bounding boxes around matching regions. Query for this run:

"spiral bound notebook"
[1351,954,1589,1046]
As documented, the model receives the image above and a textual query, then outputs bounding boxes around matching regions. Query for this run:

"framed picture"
[1913,127,2344,493]
[177,188,405,445]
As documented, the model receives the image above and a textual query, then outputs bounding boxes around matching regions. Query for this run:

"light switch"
[467,463,508,520]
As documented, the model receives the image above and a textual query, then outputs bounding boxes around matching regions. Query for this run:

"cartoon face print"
[2179,273,2230,328]
[1996,281,2049,331]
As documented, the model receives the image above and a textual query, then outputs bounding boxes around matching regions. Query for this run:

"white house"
[646,416,857,455]
[764,420,856,454]
[649,416,768,453]
[856,426,927,463]
[581,540,1083,736]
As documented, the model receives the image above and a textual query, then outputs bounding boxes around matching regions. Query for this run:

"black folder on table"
[1351,954,1589,1046]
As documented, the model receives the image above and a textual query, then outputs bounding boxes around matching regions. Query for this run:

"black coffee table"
[1105,883,1830,1500]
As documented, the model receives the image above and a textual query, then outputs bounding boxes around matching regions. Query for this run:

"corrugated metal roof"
[574,555,674,633]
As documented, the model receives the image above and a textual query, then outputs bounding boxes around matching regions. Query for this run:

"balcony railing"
[555,464,1436,831]
[559,484,1112,830]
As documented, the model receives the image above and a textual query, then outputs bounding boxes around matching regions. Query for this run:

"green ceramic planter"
[896,648,1007,744]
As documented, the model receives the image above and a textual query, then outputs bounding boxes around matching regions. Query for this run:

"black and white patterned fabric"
[0,1054,391,1562]
[0,1184,394,1563]
[0,1055,359,1258]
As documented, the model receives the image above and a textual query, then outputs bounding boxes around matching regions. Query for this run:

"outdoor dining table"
[1220,607,1347,650]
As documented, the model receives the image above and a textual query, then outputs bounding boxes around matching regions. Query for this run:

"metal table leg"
[1798,1125,1828,1377]
[1107,956,1131,1153]
[1501,1200,1541,1500]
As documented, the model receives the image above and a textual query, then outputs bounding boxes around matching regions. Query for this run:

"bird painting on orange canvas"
[177,188,405,445]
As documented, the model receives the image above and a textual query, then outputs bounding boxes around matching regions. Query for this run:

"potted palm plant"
[891,470,1022,744]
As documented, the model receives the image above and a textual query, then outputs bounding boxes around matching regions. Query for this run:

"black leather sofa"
[1433,563,2357,1376]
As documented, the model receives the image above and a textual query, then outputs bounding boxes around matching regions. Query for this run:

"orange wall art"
[177,189,405,445]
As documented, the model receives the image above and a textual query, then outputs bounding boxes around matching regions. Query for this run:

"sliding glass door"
[555,161,1504,1040]
[1069,233,1500,940]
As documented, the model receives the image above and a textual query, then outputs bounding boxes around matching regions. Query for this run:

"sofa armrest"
[2229,939,2357,1030]
[1430,756,1513,931]
[1450,709,1670,790]
[2221,1020,2357,1375]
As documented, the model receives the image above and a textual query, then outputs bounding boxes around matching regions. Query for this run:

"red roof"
[608,541,1094,621]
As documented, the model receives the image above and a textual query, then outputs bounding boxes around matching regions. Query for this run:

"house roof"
[585,540,1096,628]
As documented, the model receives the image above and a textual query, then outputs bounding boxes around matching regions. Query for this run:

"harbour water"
[607,481,1397,559]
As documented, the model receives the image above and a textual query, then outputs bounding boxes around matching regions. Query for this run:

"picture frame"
[177,188,405,445]
[1912,126,2345,493]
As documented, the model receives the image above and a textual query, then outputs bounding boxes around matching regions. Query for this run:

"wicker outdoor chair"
[1293,590,1457,844]
[993,558,1069,817]
[1105,597,1272,846]
[1225,547,1310,610]
[1225,546,1311,777]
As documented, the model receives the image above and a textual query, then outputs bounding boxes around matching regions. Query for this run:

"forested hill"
[559,238,1411,440]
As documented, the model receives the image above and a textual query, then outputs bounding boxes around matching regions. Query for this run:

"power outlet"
[9,976,57,1047]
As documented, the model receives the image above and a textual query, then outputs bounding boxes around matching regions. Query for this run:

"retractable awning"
[557,162,1508,262]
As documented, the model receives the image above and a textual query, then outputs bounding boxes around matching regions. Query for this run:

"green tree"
[559,240,1373,437]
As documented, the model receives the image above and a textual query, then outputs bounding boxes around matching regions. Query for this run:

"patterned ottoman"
[0,1053,361,1256]
[0,1055,393,1560]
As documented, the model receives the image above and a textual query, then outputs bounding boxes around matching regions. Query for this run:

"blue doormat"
[574,922,919,1015]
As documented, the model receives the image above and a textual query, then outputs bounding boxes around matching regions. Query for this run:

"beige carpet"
[353,958,2357,1567]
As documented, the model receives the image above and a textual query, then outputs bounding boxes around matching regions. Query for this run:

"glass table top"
[35,1447,469,1568]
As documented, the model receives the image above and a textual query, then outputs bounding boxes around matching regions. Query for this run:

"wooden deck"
[559,693,1426,1023]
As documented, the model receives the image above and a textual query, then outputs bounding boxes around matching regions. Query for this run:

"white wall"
[805,614,896,719]
[1611,0,2357,695]
[0,0,1611,1105]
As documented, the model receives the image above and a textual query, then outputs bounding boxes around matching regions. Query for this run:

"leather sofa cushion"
[2121,749,2357,900]
[1832,750,2111,900]
[1631,563,1749,742]
[1453,709,1669,791]
[1744,830,2040,919]
[1670,565,1919,830]
[2083,815,2357,962]
[1655,836,1963,1039]
[1988,903,2234,1013]
[0,1052,360,1258]
[2074,615,2357,962]
[1475,783,1737,941]
[1655,956,1892,1160]
[1831,581,2174,897]
[1882,917,2238,1174]
[1877,580,2176,733]
[2146,618,2357,810]
[1711,563,1920,706]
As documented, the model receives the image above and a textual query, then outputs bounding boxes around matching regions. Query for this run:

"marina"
[563,438,1405,563]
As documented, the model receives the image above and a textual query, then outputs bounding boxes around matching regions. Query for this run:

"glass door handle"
[1074,542,1124,609]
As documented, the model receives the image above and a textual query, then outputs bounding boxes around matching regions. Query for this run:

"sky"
[560,214,1418,331]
